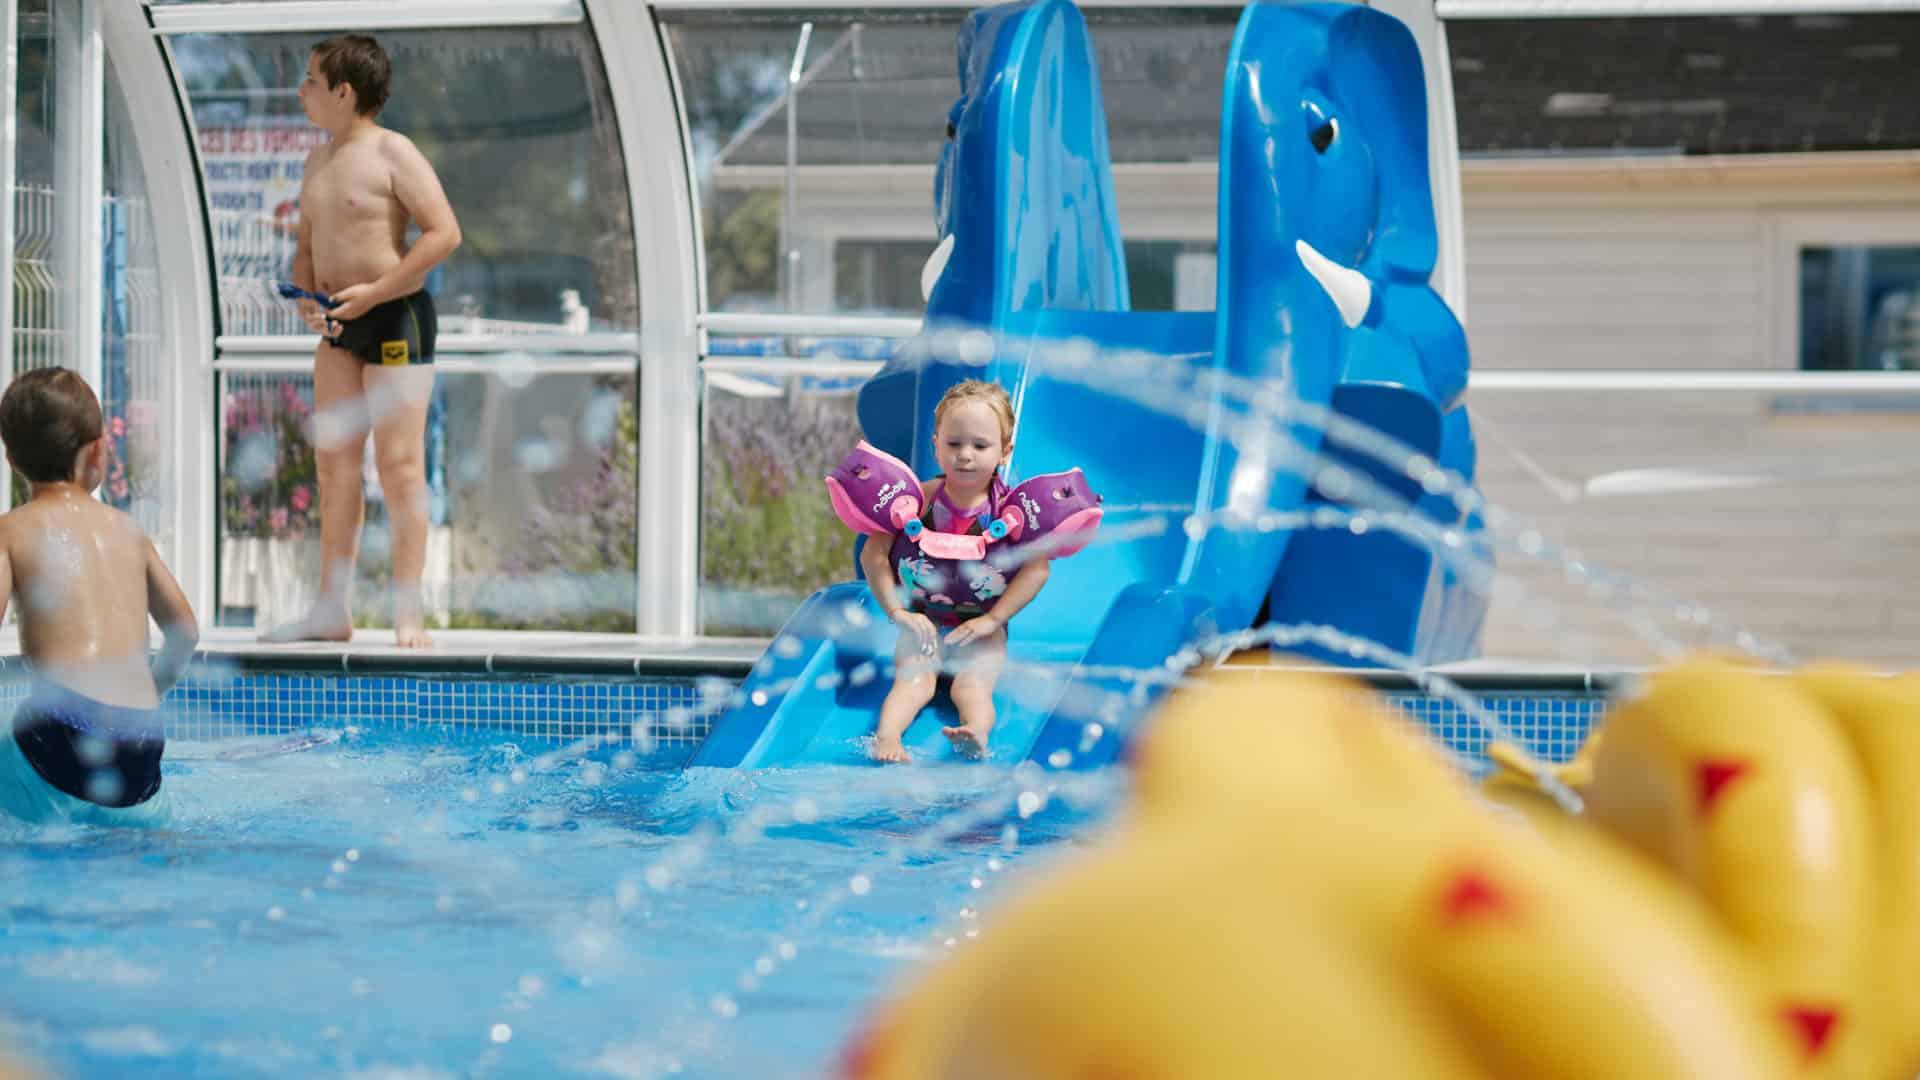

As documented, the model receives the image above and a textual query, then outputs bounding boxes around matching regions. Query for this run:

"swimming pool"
[0,661,1604,1079]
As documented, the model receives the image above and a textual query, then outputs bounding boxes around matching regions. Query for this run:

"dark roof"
[669,9,1920,167]
[1449,13,1920,156]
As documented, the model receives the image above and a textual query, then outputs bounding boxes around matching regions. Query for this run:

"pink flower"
[290,485,311,512]
[268,508,288,532]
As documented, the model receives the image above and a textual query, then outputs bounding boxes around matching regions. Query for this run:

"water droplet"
[750,690,769,707]
[350,977,373,996]
[490,780,509,796]
[739,973,759,992]
[791,798,819,824]
[755,956,774,975]
[266,906,285,921]
[616,881,641,909]
[331,860,349,874]
[1000,824,1019,851]
[461,788,479,803]
[849,661,878,687]
[518,975,545,997]
[969,877,983,890]
[302,888,317,901]
[1182,515,1206,541]
[986,857,1003,872]
[777,941,798,960]
[490,1023,513,1043]
[510,768,529,785]
[664,707,693,730]
[612,751,638,770]
[849,875,872,896]
[773,636,803,659]
[646,865,673,891]
[1046,749,1072,768]
[344,849,360,862]
[844,605,871,628]
[957,330,995,365]
[1016,791,1043,818]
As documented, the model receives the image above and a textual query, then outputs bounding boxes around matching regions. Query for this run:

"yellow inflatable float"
[846,668,1795,1079]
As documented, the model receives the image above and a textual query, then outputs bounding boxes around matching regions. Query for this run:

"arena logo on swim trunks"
[381,341,409,365]
[872,480,906,513]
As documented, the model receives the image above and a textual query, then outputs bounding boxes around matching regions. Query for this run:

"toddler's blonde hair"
[933,380,1016,446]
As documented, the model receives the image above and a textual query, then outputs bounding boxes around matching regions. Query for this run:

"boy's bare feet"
[941,723,991,759]
[870,736,912,763]
[259,602,354,644]
[393,594,433,649]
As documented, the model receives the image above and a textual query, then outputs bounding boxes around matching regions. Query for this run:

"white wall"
[1462,153,1920,665]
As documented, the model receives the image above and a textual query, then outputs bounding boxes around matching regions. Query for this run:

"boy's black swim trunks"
[328,289,437,366]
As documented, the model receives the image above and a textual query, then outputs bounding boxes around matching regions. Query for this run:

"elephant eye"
[1310,116,1338,154]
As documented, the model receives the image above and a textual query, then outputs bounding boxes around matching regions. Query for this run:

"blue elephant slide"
[694,0,1489,770]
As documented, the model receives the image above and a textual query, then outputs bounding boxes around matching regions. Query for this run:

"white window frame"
[1768,207,1920,373]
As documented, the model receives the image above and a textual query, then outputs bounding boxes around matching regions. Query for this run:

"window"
[1800,245,1920,371]
[172,25,643,633]
[665,8,1235,317]
[171,26,637,337]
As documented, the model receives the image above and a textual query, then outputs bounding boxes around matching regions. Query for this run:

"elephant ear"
[1326,7,1437,280]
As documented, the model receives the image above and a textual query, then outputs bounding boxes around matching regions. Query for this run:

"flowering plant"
[221,380,320,538]
[101,399,164,512]
[700,386,857,600]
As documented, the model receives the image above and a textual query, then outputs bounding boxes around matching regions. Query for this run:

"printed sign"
[197,117,328,222]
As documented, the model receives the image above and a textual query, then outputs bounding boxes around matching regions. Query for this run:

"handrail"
[698,312,923,338]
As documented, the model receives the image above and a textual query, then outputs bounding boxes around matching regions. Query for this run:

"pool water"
[0,723,1122,1079]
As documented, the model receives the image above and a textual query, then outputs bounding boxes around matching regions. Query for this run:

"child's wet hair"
[312,34,391,116]
[933,380,1016,445]
[0,367,103,484]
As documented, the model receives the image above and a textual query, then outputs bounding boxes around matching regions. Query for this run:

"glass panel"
[1800,245,1920,370]
[217,369,636,633]
[1470,388,1920,666]
[665,8,1234,316]
[11,0,70,373]
[102,54,175,560]
[699,368,860,635]
[171,26,636,338]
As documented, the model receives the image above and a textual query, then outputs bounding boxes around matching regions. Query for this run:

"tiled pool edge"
[0,654,1614,768]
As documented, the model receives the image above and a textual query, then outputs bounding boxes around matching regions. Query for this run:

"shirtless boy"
[263,33,460,648]
[0,368,199,825]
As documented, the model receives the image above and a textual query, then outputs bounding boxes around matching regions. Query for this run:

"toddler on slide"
[825,380,1102,762]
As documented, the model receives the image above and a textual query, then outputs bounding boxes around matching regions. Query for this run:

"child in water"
[0,368,199,825]
[861,381,1051,763]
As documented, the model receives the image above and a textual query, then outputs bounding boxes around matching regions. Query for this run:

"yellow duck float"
[844,666,1804,1078]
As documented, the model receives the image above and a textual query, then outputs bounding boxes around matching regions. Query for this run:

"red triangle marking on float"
[1441,870,1510,924]
[1694,759,1750,815]
[1783,1005,1840,1058]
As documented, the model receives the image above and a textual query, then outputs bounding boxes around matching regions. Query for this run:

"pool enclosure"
[8,0,1920,663]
